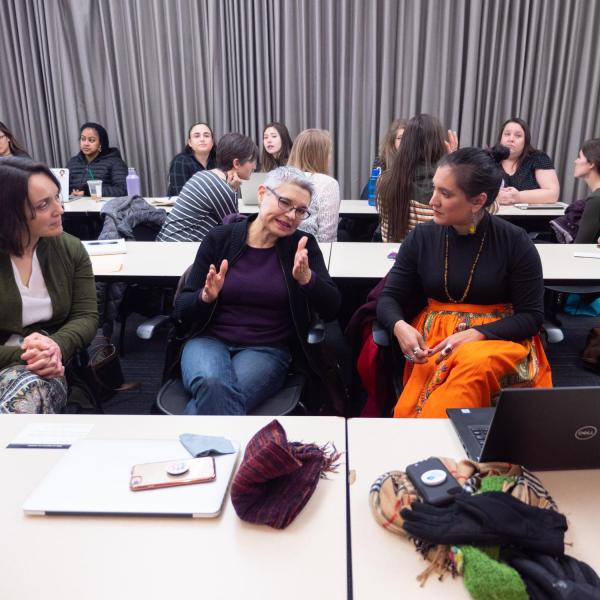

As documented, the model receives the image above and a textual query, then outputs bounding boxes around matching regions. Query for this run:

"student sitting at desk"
[158,133,258,243]
[166,122,217,196]
[287,128,341,242]
[494,117,560,205]
[377,114,457,242]
[173,166,340,415]
[573,138,600,243]
[0,121,30,158]
[377,146,552,418]
[0,158,98,413]
[260,122,293,172]
[67,122,128,197]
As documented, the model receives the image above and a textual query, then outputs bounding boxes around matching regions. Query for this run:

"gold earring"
[469,213,476,235]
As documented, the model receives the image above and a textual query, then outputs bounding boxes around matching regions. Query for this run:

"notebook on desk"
[447,386,600,470]
[23,438,240,518]
[239,172,268,205]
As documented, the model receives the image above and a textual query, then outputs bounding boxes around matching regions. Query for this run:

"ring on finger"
[403,353,413,362]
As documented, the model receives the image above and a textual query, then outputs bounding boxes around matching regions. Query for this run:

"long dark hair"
[377,114,447,242]
[183,121,217,163]
[261,122,293,171]
[438,146,509,208]
[0,157,60,256]
[0,121,29,156]
[496,117,537,170]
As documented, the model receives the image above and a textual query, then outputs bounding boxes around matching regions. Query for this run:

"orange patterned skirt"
[394,299,553,418]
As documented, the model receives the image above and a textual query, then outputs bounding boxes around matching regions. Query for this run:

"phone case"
[130,456,216,491]
[405,457,462,506]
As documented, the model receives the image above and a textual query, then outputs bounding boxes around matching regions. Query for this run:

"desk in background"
[328,242,600,285]
[0,414,347,600]
[91,241,333,283]
[347,418,600,599]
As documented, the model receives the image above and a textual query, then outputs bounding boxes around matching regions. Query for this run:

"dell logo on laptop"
[575,426,598,441]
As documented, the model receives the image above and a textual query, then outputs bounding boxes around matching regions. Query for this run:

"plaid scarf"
[231,420,341,529]
[369,457,559,584]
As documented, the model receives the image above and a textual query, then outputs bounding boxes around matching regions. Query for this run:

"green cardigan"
[0,233,99,370]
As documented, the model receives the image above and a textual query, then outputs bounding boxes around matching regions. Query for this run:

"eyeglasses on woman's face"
[266,186,311,220]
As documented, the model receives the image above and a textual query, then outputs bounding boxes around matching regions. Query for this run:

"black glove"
[502,549,600,600]
[401,491,567,556]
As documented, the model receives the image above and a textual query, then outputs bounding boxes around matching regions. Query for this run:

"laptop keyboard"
[469,425,490,448]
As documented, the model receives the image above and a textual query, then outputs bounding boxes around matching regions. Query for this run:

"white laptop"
[50,168,69,203]
[239,172,268,205]
[23,438,240,518]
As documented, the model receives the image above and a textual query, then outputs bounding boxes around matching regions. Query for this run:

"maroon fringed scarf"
[230,419,341,529]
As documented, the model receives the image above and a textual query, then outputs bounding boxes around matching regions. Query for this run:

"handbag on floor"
[86,336,139,404]
[581,327,600,373]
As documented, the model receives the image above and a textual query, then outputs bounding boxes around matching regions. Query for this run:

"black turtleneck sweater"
[376,212,544,341]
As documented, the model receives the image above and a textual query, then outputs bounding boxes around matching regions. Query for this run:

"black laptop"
[447,386,600,470]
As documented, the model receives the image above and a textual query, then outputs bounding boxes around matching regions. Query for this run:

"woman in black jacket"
[173,166,341,415]
[67,122,128,197]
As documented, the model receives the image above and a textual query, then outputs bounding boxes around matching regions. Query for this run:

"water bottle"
[126,167,141,197]
[367,166,381,206]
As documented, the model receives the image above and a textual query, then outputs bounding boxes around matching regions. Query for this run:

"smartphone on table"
[130,456,216,491]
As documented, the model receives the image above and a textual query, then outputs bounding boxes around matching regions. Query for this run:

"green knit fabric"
[479,475,515,494]
[461,545,528,600]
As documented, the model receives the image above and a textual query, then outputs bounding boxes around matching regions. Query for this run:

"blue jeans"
[180,336,292,415]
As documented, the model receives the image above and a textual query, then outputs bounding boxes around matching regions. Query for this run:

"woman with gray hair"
[173,166,341,415]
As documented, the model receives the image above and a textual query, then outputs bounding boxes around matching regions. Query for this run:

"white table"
[328,241,600,284]
[91,241,333,282]
[63,197,175,214]
[347,418,600,599]
[0,414,347,600]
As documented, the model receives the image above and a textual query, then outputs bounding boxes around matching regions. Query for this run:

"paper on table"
[149,197,176,206]
[7,423,94,449]
[91,255,123,273]
[574,252,600,259]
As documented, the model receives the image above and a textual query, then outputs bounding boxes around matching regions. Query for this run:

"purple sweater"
[205,246,293,346]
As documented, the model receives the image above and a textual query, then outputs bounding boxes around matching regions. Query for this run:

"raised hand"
[292,236,311,285]
[445,129,459,153]
[226,170,242,191]
[200,259,228,303]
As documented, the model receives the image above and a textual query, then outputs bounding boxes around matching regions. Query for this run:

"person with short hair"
[0,158,98,413]
[260,122,293,172]
[167,122,217,196]
[573,138,600,243]
[377,146,552,418]
[173,166,340,415]
[157,132,258,243]
[67,122,128,197]
[0,121,30,157]
[495,117,560,204]
[287,128,340,242]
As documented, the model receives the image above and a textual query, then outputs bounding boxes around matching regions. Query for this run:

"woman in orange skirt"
[376,146,552,418]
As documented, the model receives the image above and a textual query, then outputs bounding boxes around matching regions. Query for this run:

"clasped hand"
[20,332,64,378]
[497,186,520,205]
[393,321,484,364]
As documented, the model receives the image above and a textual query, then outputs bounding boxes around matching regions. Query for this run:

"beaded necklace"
[443,230,487,303]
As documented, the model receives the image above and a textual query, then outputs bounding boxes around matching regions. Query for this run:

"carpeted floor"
[102,312,600,415]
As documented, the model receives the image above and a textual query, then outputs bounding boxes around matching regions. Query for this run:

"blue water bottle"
[367,166,381,206]
[126,167,141,197]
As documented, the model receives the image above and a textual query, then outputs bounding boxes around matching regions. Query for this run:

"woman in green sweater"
[0,158,98,413]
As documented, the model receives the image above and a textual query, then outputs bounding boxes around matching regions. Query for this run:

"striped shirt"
[157,171,237,242]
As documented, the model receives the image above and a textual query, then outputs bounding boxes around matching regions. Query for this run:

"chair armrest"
[136,315,171,339]
[372,320,391,346]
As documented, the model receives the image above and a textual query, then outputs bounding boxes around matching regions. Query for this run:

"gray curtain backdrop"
[1,0,599,201]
